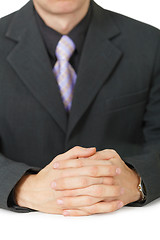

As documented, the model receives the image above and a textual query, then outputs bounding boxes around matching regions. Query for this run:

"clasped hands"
[15,146,141,216]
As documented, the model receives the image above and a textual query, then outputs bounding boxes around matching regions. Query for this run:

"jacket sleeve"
[0,153,40,212]
[124,38,160,206]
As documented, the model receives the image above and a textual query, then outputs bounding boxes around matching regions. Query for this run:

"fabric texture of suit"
[0,0,160,212]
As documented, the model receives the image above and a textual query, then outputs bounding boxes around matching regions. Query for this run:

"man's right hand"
[14,146,96,214]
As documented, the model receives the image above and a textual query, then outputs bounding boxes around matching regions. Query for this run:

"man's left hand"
[52,149,141,216]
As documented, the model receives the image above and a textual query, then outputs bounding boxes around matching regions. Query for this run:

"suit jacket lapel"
[5,1,67,133]
[67,1,123,139]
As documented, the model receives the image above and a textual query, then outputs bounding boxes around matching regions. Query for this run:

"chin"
[50,2,81,14]
[55,4,77,14]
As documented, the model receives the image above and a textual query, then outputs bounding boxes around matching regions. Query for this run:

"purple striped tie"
[53,35,77,111]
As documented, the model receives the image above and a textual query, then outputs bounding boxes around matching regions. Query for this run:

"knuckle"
[103,149,109,154]
[73,146,81,151]
[107,166,112,175]
[81,177,88,187]
[106,161,113,166]
[104,177,114,185]
[94,185,103,197]
[90,152,98,160]
[100,177,104,184]
[77,159,84,167]
[110,178,115,185]
[90,166,99,176]
[110,149,117,155]
[54,154,62,161]
[85,197,93,205]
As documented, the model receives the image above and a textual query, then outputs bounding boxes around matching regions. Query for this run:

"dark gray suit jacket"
[0,0,160,211]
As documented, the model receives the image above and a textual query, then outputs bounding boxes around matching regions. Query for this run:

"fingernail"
[118,202,123,209]
[57,199,64,205]
[63,210,70,216]
[120,188,125,195]
[51,181,56,189]
[116,168,121,175]
[53,162,59,169]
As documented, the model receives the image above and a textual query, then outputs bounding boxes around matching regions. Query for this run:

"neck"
[33,1,90,35]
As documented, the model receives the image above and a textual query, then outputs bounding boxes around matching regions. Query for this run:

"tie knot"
[55,35,76,61]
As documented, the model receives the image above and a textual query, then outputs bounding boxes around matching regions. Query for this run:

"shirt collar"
[34,2,92,58]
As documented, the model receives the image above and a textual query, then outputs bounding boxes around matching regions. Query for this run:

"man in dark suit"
[0,0,160,216]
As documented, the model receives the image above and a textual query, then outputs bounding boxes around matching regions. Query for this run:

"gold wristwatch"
[138,177,146,202]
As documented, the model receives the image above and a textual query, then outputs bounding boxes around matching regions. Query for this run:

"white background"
[0,1,160,240]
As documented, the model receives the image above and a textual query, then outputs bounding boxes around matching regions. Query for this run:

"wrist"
[14,174,37,209]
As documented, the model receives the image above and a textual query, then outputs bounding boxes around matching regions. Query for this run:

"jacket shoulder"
[107,9,160,40]
[0,12,17,36]
[0,12,18,56]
